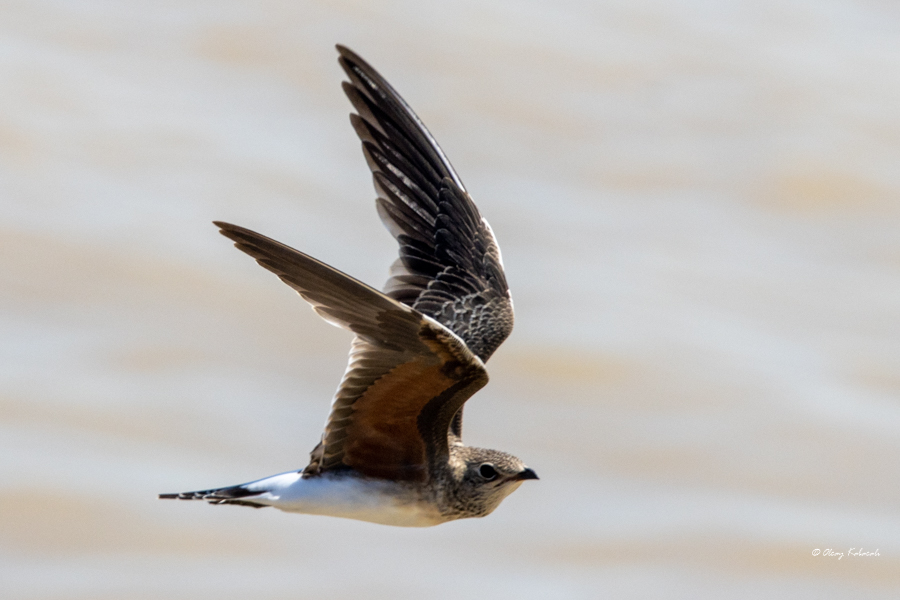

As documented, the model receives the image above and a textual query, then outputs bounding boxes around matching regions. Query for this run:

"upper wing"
[214,222,488,482]
[337,45,514,363]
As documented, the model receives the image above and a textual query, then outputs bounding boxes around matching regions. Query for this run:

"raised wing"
[337,45,514,363]
[214,222,488,482]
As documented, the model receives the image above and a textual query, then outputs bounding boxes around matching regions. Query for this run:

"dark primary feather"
[337,45,514,364]
[214,222,488,481]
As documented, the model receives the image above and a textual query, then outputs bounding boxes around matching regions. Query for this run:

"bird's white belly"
[241,471,445,527]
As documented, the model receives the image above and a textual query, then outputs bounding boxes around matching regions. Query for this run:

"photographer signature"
[811,548,880,560]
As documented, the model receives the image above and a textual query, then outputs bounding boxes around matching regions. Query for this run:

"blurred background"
[2,0,899,598]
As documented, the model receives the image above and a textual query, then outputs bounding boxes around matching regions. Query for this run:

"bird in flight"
[159,45,537,526]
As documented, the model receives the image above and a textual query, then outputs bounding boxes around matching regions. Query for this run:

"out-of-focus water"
[2,1,899,598]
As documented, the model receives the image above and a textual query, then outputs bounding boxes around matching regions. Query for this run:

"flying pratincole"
[159,45,537,527]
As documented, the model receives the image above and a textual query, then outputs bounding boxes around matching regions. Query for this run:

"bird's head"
[447,447,538,519]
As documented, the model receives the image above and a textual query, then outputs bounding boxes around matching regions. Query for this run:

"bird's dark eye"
[479,464,498,480]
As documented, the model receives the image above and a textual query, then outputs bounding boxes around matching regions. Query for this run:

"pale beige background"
[1,1,899,598]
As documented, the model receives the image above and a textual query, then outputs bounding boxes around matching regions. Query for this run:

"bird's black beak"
[515,468,539,481]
